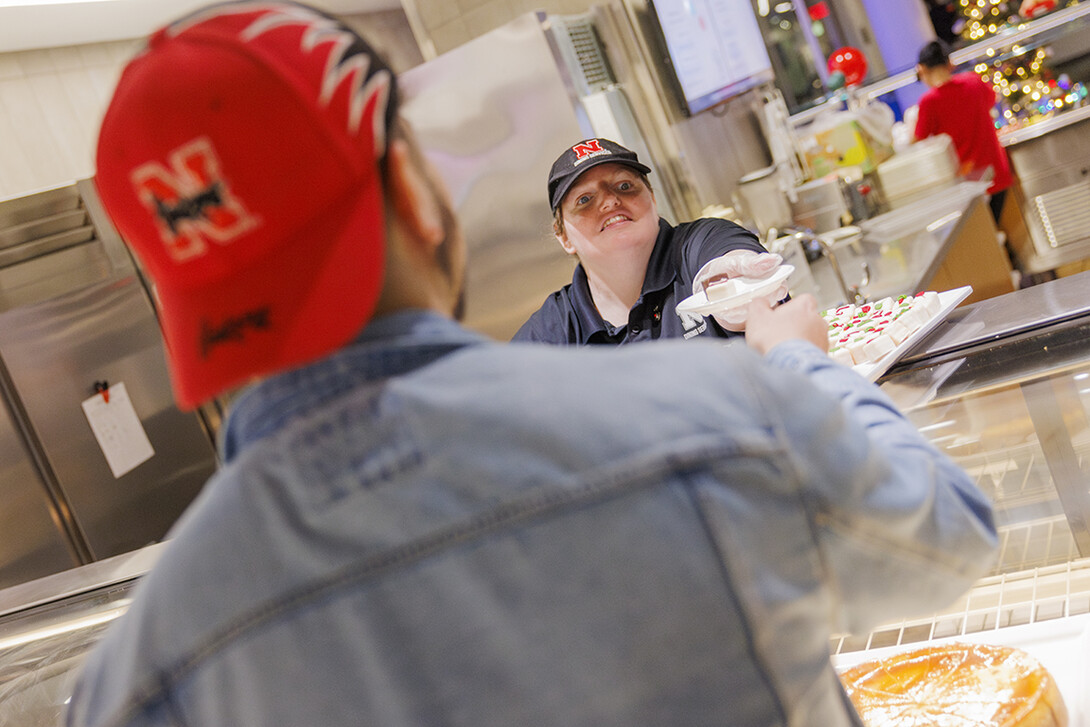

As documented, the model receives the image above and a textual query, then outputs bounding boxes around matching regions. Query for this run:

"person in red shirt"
[915,40,1013,224]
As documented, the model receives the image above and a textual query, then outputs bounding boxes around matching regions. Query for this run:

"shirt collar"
[567,218,675,344]
[642,218,679,292]
[568,265,612,344]
[219,311,485,462]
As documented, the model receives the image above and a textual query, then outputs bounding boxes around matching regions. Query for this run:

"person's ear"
[552,213,578,255]
[386,137,443,249]
[553,222,576,255]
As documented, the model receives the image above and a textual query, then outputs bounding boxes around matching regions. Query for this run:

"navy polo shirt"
[512,217,766,345]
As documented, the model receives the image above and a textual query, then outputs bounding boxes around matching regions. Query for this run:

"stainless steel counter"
[892,268,1090,365]
[807,181,997,308]
[0,544,160,726]
[0,542,162,622]
[1002,111,1090,272]
[879,271,1090,562]
[999,104,1090,147]
[848,273,1090,716]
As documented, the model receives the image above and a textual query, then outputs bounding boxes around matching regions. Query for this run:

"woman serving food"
[511,138,786,344]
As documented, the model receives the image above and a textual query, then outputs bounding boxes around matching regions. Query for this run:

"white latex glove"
[692,250,783,295]
[692,250,787,331]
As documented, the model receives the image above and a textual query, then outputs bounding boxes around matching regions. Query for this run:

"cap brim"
[157,178,385,410]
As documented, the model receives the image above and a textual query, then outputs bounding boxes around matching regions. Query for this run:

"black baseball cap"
[548,138,652,211]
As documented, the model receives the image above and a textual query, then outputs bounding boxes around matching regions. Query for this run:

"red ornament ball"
[1020,0,1057,18]
[828,47,868,86]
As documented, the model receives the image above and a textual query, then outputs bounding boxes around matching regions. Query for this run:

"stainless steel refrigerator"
[0,180,218,590]
[399,9,682,341]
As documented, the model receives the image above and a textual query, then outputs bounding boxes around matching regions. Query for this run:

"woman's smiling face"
[555,163,659,273]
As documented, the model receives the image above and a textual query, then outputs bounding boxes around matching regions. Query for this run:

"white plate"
[676,265,795,317]
[850,285,973,382]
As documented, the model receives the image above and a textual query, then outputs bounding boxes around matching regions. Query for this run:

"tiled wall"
[343,9,426,77]
[0,0,607,203]
[0,9,422,204]
[407,0,596,56]
[0,40,137,202]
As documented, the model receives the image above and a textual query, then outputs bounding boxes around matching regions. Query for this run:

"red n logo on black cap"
[571,139,605,160]
[131,137,258,262]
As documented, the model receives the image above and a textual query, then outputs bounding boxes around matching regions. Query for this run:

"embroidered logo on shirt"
[678,309,707,339]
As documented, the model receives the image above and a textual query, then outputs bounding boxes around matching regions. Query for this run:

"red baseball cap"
[94,2,396,409]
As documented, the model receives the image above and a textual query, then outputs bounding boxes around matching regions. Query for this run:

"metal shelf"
[832,557,1090,656]
[994,514,1081,575]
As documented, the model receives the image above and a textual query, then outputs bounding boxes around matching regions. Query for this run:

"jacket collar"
[219,311,484,461]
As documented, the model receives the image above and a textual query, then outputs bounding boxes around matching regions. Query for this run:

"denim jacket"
[66,311,997,727]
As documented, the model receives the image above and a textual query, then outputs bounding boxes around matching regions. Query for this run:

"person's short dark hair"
[918,39,952,69]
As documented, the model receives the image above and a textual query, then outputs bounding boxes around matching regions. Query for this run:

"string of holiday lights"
[949,0,1089,127]
[971,46,1088,127]
[958,0,1016,41]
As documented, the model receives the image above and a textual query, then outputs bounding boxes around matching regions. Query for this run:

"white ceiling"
[0,0,403,53]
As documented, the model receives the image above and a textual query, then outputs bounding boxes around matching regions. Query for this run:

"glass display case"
[879,270,1090,574]
[0,546,160,725]
[832,271,1090,721]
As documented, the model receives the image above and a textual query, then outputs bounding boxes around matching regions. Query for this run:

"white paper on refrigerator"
[81,381,155,479]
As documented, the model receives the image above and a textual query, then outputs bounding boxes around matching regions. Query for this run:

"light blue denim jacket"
[66,311,997,727]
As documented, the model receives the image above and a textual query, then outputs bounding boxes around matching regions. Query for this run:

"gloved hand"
[692,250,783,295]
[692,250,787,331]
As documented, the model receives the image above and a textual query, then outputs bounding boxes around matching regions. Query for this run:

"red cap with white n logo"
[94,1,396,409]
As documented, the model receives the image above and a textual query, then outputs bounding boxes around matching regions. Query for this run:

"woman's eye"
[618,181,633,191]
[576,194,592,206]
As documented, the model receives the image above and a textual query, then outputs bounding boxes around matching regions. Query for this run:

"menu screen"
[649,0,774,115]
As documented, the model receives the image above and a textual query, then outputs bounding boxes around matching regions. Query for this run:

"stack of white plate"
[876,134,960,208]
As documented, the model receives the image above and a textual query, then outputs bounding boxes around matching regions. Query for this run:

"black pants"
[989,189,1007,224]
[989,188,1021,275]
